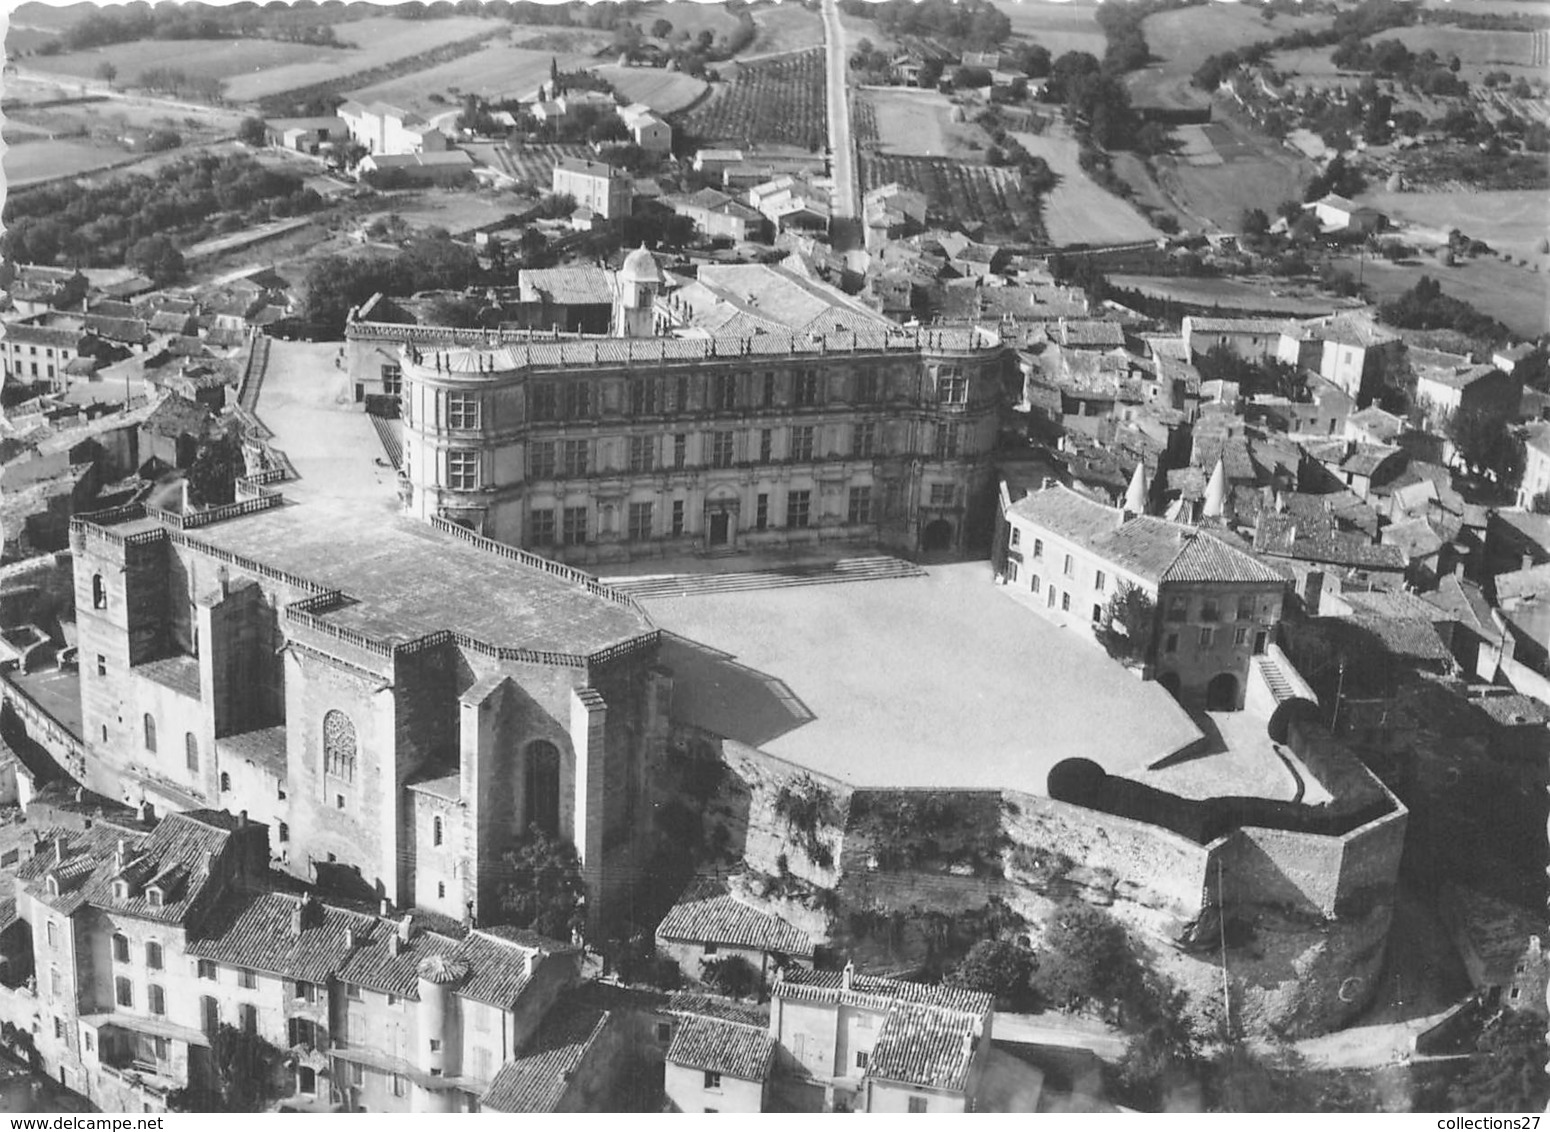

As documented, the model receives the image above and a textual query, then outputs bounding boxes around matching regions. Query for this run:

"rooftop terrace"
[87,499,655,660]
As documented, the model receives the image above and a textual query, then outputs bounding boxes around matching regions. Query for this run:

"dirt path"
[821,0,858,226]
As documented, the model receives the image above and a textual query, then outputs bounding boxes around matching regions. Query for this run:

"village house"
[337,101,450,157]
[663,188,767,244]
[997,482,1286,710]
[1414,363,1520,427]
[358,151,475,187]
[769,966,995,1113]
[617,103,671,153]
[665,1013,776,1113]
[1302,194,1386,235]
[551,157,633,221]
[655,877,815,989]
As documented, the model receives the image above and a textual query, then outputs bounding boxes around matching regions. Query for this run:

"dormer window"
[46,876,60,898]
[113,880,130,901]
[146,887,163,908]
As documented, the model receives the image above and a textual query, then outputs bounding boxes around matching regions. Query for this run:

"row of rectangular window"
[405,369,971,431]
[526,487,888,545]
[515,422,954,485]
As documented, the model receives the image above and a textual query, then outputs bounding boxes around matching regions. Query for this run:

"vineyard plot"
[679,49,827,151]
[860,154,1045,244]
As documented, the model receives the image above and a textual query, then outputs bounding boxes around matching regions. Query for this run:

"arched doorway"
[1206,673,1240,711]
[922,519,953,552]
[1156,672,1182,702]
[525,740,561,838]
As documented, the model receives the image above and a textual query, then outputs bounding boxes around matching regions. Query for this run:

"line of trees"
[839,0,1012,51]
[1192,0,1417,90]
[54,6,344,53]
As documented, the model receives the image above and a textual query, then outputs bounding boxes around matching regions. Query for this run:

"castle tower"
[613,244,663,338]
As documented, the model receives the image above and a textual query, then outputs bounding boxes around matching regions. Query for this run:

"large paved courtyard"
[643,564,1202,794]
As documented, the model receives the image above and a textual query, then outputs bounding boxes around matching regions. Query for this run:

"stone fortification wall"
[671,734,1400,1037]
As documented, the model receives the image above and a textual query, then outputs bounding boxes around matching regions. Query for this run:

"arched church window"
[324,710,356,782]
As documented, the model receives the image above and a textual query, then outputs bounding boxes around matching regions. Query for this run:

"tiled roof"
[364,325,995,370]
[1186,316,1291,336]
[141,393,216,439]
[1418,363,1501,392]
[3,323,88,348]
[667,992,768,1027]
[667,1014,775,1081]
[1340,613,1453,662]
[1007,485,1283,586]
[656,878,814,957]
[866,1002,977,1092]
[1346,406,1403,440]
[775,968,992,1016]
[83,315,151,344]
[455,930,546,1009]
[335,923,461,999]
[1059,320,1126,348]
[186,890,376,982]
[22,811,242,923]
[1381,516,1444,560]
[518,266,614,307]
[481,1005,608,1112]
[1495,562,1550,603]
[1344,589,1448,622]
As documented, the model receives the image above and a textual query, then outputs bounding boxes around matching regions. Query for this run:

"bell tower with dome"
[612,244,663,338]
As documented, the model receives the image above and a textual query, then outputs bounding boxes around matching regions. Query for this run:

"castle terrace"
[84,499,656,658]
[642,563,1206,794]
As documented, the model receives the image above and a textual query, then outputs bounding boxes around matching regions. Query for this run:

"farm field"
[1364,189,1550,262]
[860,154,1041,243]
[1129,3,1333,109]
[357,191,525,238]
[987,0,1106,57]
[680,48,827,150]
[1151,111,1312,234]
[1376,25,1544,82]
[592,64,709,114]
[863,88,991,160]
[347,43,599,117]
[1010,127,1160,246]
[18,17,502,104]
[465,142,595,190]
[4,139,134,187]
[746,1,826,56]
[1107,275,1346,316]
[634,1,746,46]
[1335,255,1549,339]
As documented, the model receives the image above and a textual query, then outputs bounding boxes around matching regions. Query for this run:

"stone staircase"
[370,413,403,469]
[603,555,926,600]
[1256,655,1296,703]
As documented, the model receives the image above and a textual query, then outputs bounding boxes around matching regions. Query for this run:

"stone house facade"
[997,483,1286,710]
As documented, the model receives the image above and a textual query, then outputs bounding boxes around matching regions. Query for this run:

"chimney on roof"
[463,902,474,932]
[113,839,126,875]
[137,800,154,824]
[380,898,392,918]
[216,566,229,599]
[291,895,306,937]
[203,849,215,874]
[389,933,403,957]
[398,914,415,943]
[344,927,358,951]
[524,950,537,981]
[74,786,85,804]
[54,835,68,866]
[237,810,248,829]
[842,960,854,991]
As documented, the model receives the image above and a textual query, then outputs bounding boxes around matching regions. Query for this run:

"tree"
[1094,584,1156,667]
[947,939,1036,1008]
[237,116,267,147]
[95,60,117,85]
[1446,407,1523,484]
[496,827,586,941]
[1449,1010,1550,1113]
[701,954,760,998]
[1116,975,1205,1111]
[651,17,672,37]
[1031,903,1145,1019]
[126,235,185,285]
[1239,207,1270,242]
[187,433,243,506]
[203,1025,283,1111]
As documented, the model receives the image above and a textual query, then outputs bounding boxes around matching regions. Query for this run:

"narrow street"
[820,0,862,250]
